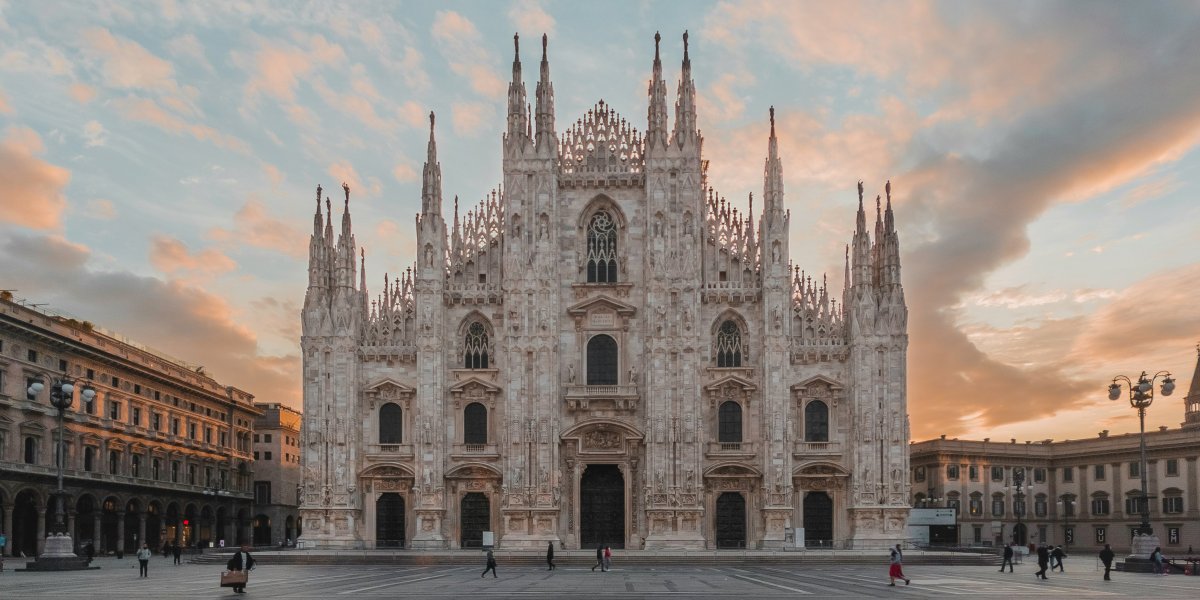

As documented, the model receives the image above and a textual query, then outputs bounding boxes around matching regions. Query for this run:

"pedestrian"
[888,544,910,586]
[603,546,612,572]
[999,543,1014,572]
[226,544,255,593]
[136,543,152,578]
[1051,545,1066,572]
[546,541,555,570]
[592,545,603,572]
[1099,544,1114,581]
[1035,544,1050,580]
[481,549,497,578]
[171,541,182,565]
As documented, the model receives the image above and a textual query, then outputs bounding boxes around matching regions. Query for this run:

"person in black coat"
[226,545,256,593]
[1035,544,1050,579]
[546,541,555,570]
[999,543,1014,572]
[1099,544,1115,581]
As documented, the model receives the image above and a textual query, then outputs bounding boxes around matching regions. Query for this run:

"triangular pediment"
[791,375,845,393]
[365,378,416,395]
[448,376,502,394]
[704,374,758,393]
[566,294,637,317]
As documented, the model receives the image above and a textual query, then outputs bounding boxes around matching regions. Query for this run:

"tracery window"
[464,322,489,369]
[715,320,742,367]
[464,402,487,445]
[718,401,742,443]
[379,402,403,444]
[586,335,618,385]
[585,210,618,283]
[804,400,829,442]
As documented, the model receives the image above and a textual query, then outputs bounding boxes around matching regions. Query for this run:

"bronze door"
[715,492,746,548]
[580,464,625,549]
[803,491,834,547]
[375,493,406,548]
[460,492,490,548]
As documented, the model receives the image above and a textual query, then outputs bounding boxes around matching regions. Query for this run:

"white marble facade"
[298,33,910,550]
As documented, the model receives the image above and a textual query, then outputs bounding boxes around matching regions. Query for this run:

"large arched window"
[464,321,489,369]
[586,335,618,385]
[804,400,829,442]
[716,320,742,367]
[586,210,618,283]
[718,401,743,443]
[464,402,487,445]
[379,402,403,444]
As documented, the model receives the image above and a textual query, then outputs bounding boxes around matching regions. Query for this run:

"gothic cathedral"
[299,33,910,550]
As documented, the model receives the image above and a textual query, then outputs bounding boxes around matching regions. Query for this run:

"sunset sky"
[1,0,1198,443]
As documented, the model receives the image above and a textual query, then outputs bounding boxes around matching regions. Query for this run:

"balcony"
[564,385,639,413]
[793,441,842,457]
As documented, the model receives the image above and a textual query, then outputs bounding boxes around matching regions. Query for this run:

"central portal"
[580,464,625,549]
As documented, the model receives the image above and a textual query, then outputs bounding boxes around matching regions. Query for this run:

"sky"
[1,0,1198,443]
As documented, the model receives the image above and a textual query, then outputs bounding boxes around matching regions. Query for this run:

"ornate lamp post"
[1108,370,1174,555]
[25,374,96,570]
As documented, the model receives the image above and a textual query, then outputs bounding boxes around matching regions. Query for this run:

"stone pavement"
[2,555,1199,599]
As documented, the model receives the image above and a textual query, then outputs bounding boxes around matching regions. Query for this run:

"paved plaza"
[2,557,1200,599]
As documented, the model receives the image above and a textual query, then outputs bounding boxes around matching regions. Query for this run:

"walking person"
[136,543,152,578]
[888,544,910,586]
[603,546,612,572]
[592,545,603,572]
[1099,544,1114,581]
[546,541,556,570]
[171,541,182,565]
[999,543,1014,572]
[226,544,255,593]
[1035,544,1050,580]
[481,549,497,578]
[1051,545,1066,572]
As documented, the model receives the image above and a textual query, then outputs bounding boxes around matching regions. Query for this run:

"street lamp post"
[1108,370,1174,556]
[25,374,96,570]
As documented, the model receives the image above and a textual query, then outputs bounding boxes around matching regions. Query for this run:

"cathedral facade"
[299,33,910,550]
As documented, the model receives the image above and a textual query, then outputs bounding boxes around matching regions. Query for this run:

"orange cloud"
[83,27,178,92]
[0,127,70,230]
[149,235,237,278]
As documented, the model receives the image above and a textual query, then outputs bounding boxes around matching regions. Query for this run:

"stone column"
[2,503,13,556]
[36,507,47,556]
[115,511,125,553]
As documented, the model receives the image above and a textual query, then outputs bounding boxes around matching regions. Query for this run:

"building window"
[84,446,95,471]
[1166,458,1179,476]
[464,402,487,445]
[804,400,829,442]
[379,402,403,444]
[1033,468,1046,483]
[463,321,490,369]
[23,436,37,464]
[991,495,1005,517]
[913,466,926,483]
[255,481,271,505]
[1093,465,1105,480]
[968,465,979,481]
[1062,467,1074,482]
[1091,496,1111,516]
[585,334,618,385]
[131,454,141,477]
[1163,496,1184,514]
[585,209,618,283]
[108,450,120,474]
[715,320,743,367]
[718,401,742,444]
[946,464,960,480]
[1129,462,1139,478]
[108,401,120,420]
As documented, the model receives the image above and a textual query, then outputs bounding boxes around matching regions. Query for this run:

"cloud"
[82,120,108,147]
[69,82,97,104]
[82,27,178,92]
[451,101,494,136]
[0,230,301,408]
[84,198,116,220]
[113,96,249,152]
[0,126,71,230]
[508,0,556,36]
[149,234,237,278]
[208,197,307,258]
[432,11,506,99]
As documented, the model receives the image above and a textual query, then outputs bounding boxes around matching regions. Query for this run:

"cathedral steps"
[189,549,1001,567]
